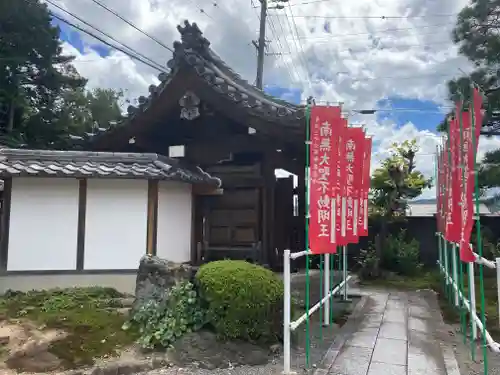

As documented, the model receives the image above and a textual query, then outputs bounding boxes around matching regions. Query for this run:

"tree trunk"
[375,216,388,272]
[7,98,15,133]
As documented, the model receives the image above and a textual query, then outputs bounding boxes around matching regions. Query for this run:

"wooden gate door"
[200,164,263,263]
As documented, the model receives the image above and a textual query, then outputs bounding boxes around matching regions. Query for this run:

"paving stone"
[329,346,372,375]
[383,310,406,324]
[409,305,432,319]
[386,300,407,310]
[359,314,384,328]
[321,290,452,375]
[371,338,407,365]
[347,330,378,349]
[408,331,440,356]
[389,292,409,301]
[408,317,432,334]
[321,349,339,369]
[370,304,387,314]
[408,369,446,375]
[378,322,407,340]
[408,353,443,371]
[367,362,407,375]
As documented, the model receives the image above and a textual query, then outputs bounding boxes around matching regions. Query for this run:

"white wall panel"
[84,179,148,269]
[8,178,79,271]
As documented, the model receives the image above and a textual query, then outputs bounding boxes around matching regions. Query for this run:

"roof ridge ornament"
[177,20,210,55]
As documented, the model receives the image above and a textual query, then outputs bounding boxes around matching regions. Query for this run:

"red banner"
[458,89,483,262]
[334,119,348,247]
[436,146,442,233]
[458,110,476,262]
[450,112,462,243]
[308,106,372,252]
[309,106,341,254]
[358,137,372,237]
[439,147,446,233]
[343,127,365,244]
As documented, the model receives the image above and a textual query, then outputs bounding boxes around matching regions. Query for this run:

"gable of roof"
[78,20,307,148]
[0,148,221,186]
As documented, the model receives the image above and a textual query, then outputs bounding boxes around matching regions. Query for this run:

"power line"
[47,0,168,72]
[284,3,313,92]
[271,13,457,19]
[88,0,174,53]
[309,39,454,50]
[49,12,168,73]
[266,14,300,82]
[270,39,455,56]
[290,23,454,40]
[330,71,457,81]
[264,71,460,88]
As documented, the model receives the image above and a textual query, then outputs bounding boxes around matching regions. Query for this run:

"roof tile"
[0,149,221,187]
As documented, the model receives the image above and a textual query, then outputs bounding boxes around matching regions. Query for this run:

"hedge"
[195,260,284,343]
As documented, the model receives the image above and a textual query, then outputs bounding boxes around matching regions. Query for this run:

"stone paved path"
[315,288,461,375]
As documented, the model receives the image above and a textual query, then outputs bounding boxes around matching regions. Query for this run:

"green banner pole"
[470,85,488,374]
[319,254,323,339]
[304,104,311,368]
[330,251,334,324]
[457,106,467,342]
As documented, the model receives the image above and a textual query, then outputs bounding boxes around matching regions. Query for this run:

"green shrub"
[356,245,381,280]
[384,230,422,276]
[123,281,206,349]
[195,260,284,343]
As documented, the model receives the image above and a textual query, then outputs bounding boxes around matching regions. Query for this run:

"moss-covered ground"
[0,287,139,369]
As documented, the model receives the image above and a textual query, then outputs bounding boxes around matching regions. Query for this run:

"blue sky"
[264,85,447,133]
[376,97,447,131]
[53,19,110,57]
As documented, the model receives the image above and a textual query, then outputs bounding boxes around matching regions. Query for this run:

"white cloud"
[49,0,499,200]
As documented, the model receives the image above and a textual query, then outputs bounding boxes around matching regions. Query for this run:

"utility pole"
[253,0,288,89]
[255,0,267,89]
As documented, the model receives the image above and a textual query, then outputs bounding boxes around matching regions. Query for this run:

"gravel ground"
[442,323,500,375]
[138,296,360,375]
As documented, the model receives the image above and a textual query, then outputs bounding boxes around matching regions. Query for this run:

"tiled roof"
[74,20,307,144]
[407,202,492,216]
[0,149,221,186]
[129,21,306,124]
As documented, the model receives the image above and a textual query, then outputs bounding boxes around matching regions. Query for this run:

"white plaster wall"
[157,182,192,263]
[8,178,79,271]
[84,179,148,270]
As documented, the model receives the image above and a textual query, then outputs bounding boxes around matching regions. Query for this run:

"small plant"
[384,230,422,276]
[356,245,380,280]
[123,281,206,349]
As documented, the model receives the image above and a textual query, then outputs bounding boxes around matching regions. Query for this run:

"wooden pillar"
[0,178,12,271]
[146,180,159,256]
[76,179,87,270]
[190,189,202,265]
[261,154,277,267]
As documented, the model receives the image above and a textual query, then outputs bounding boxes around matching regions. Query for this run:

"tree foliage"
[370,139,432,217]
[0,0,124,149]
[438,0,500,133]
[368,139,432,273]
[439,0,500,191]
[478,149,500,191]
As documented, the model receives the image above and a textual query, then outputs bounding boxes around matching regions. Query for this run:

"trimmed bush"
[195,260,284,343]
